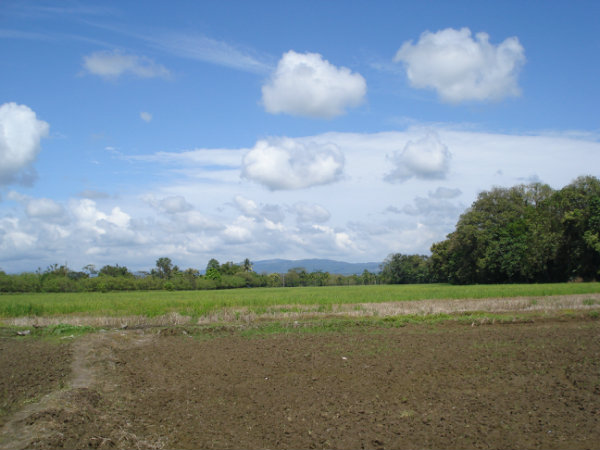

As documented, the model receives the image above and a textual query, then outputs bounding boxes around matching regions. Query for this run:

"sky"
[1,0,600,273]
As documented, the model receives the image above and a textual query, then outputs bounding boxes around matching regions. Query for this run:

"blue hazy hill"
[251,259,381,275]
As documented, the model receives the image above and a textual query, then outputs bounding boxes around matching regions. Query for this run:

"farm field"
[2,282,600,325]
[1,316,599,449]
[1,286,600,449]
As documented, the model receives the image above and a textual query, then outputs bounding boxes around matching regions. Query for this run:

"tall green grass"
[0,283,599,318]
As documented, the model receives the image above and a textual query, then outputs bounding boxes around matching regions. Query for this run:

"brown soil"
[0,337,71,428]
[1,319,599,449]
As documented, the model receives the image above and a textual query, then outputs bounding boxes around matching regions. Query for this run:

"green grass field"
[1,282,599,319]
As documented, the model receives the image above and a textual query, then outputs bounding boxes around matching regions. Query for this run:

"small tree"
[155,257,174,279]
[82,264,98,276]
[99,264,132,277]
[206,258,220,272]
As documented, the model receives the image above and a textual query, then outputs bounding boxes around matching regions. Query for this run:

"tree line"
[0,257,382,293]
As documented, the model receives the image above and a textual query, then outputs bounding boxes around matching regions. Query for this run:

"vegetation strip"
[2,283,600,318]
[2,292,598,330]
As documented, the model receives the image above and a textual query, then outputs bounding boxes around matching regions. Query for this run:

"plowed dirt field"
[1,318,599,449]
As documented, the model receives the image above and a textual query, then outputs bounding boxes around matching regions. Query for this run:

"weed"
[47,323,95,336]
[1,283,600,320]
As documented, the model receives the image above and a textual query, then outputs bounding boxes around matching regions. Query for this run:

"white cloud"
[7,191,66,223]
[25,197,65,219]
[385,132,451,182]
[262,51,366,118]
[71,198,130,234]
[0,217,37,256]
[233,195,285,223]
[77,189,110,199]
[159,196,192,214]
[311,224,358,252]
[242,138,344,190]
[0,103,49,186]
[234,195,259,217]
[3,128,600,272]
[293,202,331,224]
[176,211,222,232]
[429,186,462,199]
[82,50,170,79]
[394,27,525,102]
[140,111,152,122]
[223,216,255,244]
[397,190,465,230]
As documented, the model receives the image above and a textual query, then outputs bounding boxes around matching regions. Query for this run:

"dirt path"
[1,319,599,449]
[0,331,156,449]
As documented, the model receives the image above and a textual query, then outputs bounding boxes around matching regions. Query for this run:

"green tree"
[430,184,556,284]
[220,261,241,275]
[82,264,98,276]
[98,264,132,277]
[154,257,174,279]
[360,270,377,285]
[206,258,220,273]
[381,254,431,284]
[430,177,600,284]
[553,176,600,280]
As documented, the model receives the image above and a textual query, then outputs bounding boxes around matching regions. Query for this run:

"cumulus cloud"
[222,216,255,244]
[293,202,331,224]
[385,133,451,183]
[71,199,130,235]
[25,197,65,219]
[234,196,285,223]
[177,211,222,232]
[77,189,110,199]
[429,186,462,199]
[144,195,193,214]
[389,188,466,232]
[159,196,192,214]
[140,111,153,122]
[401,195,462,219]
[0,217,37,256]
[242,138,344,190]
[7,191,66,222]
[82,50,170,79]
[311,224,357,252]
[0,103,49,186]
[394,27,525,102]
[262,50,366,118]
[233,196,260,217]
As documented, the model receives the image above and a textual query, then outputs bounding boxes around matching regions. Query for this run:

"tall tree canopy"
[431,176,600,284]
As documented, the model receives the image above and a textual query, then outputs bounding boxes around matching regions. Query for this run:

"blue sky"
[1,0,599,273]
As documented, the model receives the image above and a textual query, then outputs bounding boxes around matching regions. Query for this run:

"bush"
[41,276,78,293]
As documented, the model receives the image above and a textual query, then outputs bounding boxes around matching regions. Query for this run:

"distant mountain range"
[251,259,382,275]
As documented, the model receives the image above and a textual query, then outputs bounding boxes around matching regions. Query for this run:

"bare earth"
[1,316,599,449]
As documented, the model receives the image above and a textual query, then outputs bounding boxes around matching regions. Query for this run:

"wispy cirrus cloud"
[148,32,273,74]
[82,50,170,79]
[0,29,54,40]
